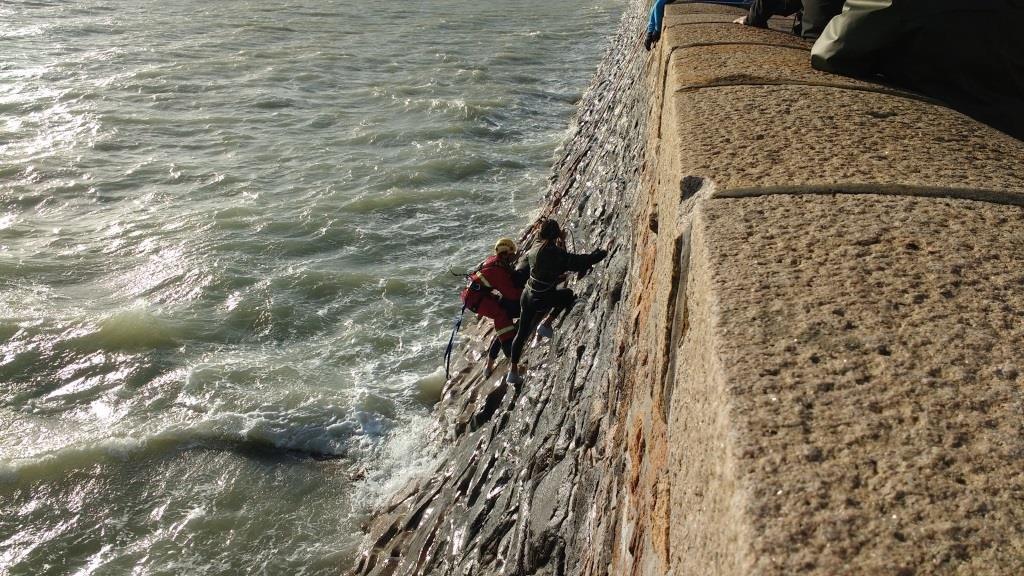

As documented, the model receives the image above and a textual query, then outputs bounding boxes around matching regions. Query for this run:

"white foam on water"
[413,365,447,406]
[351,412,442,513]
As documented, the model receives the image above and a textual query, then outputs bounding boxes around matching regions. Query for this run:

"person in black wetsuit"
[507,218,607,385]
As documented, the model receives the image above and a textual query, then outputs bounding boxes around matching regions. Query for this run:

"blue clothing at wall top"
[647,1,753,35]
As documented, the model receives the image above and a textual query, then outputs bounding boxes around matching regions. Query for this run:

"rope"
[443,304,466,380]
[516,34,641,254]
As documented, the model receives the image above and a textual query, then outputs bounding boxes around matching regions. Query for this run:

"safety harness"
[461,266,495,312]
[444,261,500,380]
[526,275,557,293]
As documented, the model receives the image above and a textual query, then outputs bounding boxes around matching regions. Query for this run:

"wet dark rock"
[352,1,1024,575]
[350,2,651,574]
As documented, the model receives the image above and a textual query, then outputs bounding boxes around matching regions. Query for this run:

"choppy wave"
[0,0,622,572]
[85,308,184,350]
[0,407,363,486]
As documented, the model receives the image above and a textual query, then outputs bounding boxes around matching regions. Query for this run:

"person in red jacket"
[461,238,527,376]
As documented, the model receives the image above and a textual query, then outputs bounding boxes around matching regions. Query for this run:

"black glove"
[590,248,608,264]
[577,265,592,280]
[644,30,660,51]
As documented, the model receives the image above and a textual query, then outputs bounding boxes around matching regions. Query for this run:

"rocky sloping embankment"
[353,2,1024,575]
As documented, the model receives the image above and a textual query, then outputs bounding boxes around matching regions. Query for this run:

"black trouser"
[487,298,521,361]
[800,0,844,40]
[509,287,576,365]
[745,0,843,39]
[744,0,801,28]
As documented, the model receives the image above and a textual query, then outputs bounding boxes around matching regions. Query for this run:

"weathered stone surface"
[664,3,748,17]
[670,84,1024,199]
[352,2,1024,575]
[667,205,751,576]
[683,194,1024,575]
[671,43,915,95]
[663,13,745,25]
[663,21,810,50]
[664,10,797,35]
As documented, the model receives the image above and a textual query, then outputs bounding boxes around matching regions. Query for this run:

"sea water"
[0,0,621,573]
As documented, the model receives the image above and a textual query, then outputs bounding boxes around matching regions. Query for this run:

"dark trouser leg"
[476,296,516,360]
[488,335,513,360]
[510,293,541,365]
[499,298,521,319]
[800,0,843,40]
[489,297,521,360]
[542,288,577,325]
[745,0,801,27]
[745,0,771,26]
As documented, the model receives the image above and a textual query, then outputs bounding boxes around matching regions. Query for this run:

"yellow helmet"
[494,237,516,255]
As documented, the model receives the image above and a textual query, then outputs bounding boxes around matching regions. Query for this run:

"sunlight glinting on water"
[0,0,622,572]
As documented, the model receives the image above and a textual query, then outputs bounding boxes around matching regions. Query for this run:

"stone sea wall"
[352,2,1024,575]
